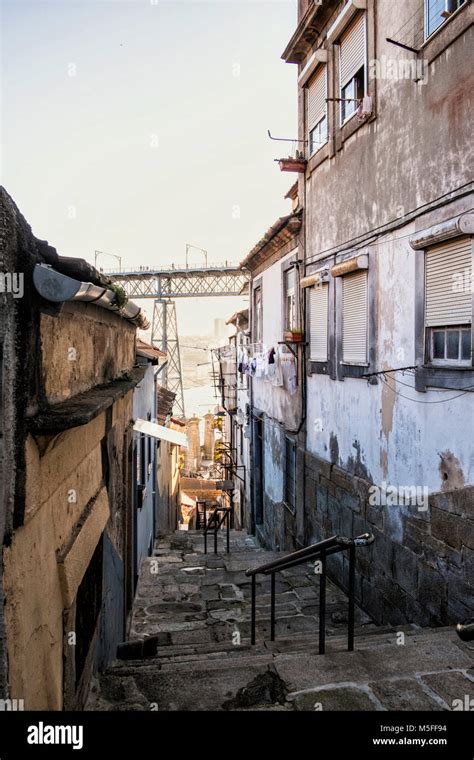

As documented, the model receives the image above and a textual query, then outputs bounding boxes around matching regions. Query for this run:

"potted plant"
[283,327,304,343]
[277,150,307,174]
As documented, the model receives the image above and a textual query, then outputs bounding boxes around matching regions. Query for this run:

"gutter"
[33,263,150,329]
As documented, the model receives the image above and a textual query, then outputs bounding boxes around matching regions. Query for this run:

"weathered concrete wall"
[253,416,302,552]
[41,302,136,404]
[296,3,474,625]
[304,451,473,627]
[252,249,302,432]
[303,5,473,262]
[0,188,138,709]
[306,205,474,494]
[3,392,134,709]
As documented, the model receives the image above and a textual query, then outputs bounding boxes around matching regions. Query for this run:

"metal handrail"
[456,618,474,642]
[200,503,233,555]
[245,532,375,652]
[245,535,340,576]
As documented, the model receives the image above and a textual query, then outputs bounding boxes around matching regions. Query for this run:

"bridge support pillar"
[151,299,185,418]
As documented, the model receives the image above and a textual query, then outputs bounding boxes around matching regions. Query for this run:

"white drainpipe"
[33,263,150,329]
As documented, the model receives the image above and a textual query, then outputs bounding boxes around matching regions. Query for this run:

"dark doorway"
[252,415,264,528]
[75,535,103,688]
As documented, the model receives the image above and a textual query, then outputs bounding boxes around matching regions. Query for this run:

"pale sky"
[1,0,297,332]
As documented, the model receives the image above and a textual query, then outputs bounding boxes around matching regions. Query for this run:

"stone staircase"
[87,530,474,711]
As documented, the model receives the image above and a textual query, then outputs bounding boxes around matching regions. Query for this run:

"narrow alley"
[1,0,473,750]
[88,530,473,712]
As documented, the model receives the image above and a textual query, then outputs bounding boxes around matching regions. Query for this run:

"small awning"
[331,254,368,278]
[133,418,188,448]
[300,270,329,289]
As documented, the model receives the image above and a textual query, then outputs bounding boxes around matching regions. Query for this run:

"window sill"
[308,360,330,376]
[339,362,371,380]
[415,365,474,393]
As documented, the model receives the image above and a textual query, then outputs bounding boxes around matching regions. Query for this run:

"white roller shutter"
[425,237,472,327]
[307,66,327,131]
[342,270,368,363]
[310,283,329,361]
[340,13,366,88]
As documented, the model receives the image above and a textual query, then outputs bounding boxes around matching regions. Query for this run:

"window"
[425,236,472,366]
[342,270,368,364]
[284,437,296,512]
[339,13,367,125]
[284,268,297,331]
[254,285,262,343]
[429,326,471,365]
[425,0,466,38]
[309,282,329,362]
[307,66,328,156]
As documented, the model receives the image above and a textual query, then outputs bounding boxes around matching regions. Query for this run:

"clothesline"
[237,344,298,395]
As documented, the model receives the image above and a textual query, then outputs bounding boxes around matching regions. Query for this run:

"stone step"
[89,629,473,712]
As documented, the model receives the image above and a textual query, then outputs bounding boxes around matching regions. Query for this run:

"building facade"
[225,0,473,629]
[0,189,159,709]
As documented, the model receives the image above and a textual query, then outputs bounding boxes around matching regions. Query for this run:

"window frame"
[309,280,329,363]
[427,325,471,366]
[424,0,467,40]
[253,281,263,344]
[334,251,376,381]
[307,64,328,157]
[341,269,369,366]
[338,12,368,128]
[414,234,474,392]
[283,266,298,332]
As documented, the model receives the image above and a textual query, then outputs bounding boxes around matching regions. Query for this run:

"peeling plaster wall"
[300,5,473,625]
[252,250,301,431]
[307,218,474,492]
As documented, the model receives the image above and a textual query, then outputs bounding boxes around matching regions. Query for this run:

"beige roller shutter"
[425,237,472,327]
[310,283,329,361]
[340,13,366,88]
[342,270,368,363]
[307,66,327,131]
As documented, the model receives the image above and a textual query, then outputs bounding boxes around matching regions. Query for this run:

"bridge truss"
[106,266,250,419]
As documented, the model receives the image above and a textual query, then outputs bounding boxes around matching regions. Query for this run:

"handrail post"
[204,504,207,555]
[270,572,276,642]
[251,574,256,645]
[214,521,218,555]
[319,549,326,655]
[226,510,230,554]
[348,544,355,652]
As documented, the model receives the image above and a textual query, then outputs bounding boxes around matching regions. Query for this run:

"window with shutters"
[310,283,329,362]
[307,66,327,156]
[342,270,368,364]
[425,237,472,366]
[425,0,466,39]
[339,13,367,125]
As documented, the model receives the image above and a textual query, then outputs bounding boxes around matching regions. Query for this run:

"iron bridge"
[105,265,249,299]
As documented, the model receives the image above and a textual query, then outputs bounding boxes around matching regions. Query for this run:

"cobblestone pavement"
[88,530,474,711]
